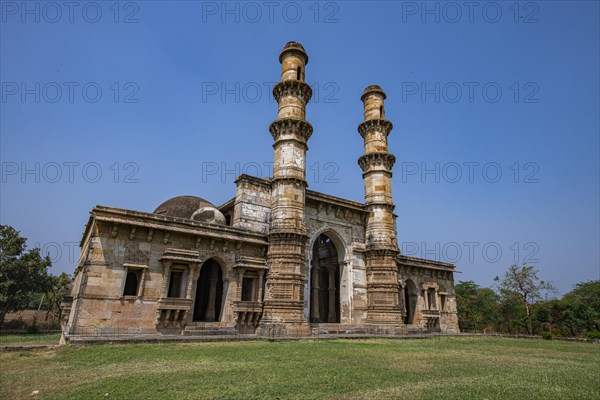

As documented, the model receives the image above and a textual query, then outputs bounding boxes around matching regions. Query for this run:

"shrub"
[586,330,600,340]
[26,317,39,334]
[541,331,553,340]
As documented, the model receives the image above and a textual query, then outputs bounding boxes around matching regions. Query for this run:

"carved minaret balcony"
[260,42,313,334]
[358,85,404,330]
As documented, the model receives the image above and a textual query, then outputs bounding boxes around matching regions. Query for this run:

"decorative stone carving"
[269,118,313,142]
[273,80,313,103]
[357,118,393,139]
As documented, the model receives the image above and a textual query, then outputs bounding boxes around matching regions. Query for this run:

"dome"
[361,85,387,101]
[191,207,226,225]
[153,196,215,219]
[279,41,309,64]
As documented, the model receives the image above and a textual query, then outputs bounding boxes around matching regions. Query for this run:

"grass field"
[0,333,61,346]
[0,337,598,399]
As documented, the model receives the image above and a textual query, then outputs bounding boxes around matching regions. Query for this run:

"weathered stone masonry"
[61,42,459,341]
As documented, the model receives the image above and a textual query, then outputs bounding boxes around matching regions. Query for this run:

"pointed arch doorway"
[309,233,341,323]
[404,279,418,325]
[193,258,223,322]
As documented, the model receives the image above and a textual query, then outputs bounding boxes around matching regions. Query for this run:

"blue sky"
[1,1,598,294]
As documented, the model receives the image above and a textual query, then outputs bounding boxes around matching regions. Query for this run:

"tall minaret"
[260,42,313,334]
[358,85,404,330]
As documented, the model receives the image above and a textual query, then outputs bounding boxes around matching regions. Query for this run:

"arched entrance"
[193,259,223,322]
[309,233,341,323]
[404,279,418,325]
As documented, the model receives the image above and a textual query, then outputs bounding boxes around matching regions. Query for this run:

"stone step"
[182,326,238,336]
[182,330,238,336]
[311,324,368,335]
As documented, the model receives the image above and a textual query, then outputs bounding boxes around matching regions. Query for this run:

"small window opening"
[241,277,254,301]
[427,289,437,310]
[440,295,447,311]
[296,67,301,80]
[123,271,139,296]
[380,106,384,118]
[167,270,183,298]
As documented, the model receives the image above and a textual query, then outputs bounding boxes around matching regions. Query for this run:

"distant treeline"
[456,266,599,339]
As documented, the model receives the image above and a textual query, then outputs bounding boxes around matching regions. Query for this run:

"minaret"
[358,85,404,331]
[260,42,313,334]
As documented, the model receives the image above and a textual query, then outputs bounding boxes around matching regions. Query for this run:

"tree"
[494,265,555,335]
[45,272,71,322]
[554,280,600,335]
[455,281,500,331]
[0,225,52,326]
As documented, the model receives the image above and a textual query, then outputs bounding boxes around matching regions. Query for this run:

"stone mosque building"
[61,42,459,341]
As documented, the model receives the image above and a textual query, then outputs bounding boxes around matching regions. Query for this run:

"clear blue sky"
[1,1,598,294]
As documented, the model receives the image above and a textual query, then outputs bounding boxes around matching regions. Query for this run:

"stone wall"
[65,210,268,336]
[304,193,369,325]
[232,175,271,234]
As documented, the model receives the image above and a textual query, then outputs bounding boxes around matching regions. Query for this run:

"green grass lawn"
[0,332,61,346]
[0,337,598,399]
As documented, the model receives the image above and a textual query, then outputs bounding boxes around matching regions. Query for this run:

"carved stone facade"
[61,42,459,341]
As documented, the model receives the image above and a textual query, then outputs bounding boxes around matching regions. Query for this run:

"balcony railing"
[156,298,192,329]
[233,301,263,328]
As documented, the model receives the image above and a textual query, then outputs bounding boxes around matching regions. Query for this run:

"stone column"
[399,284,406,312]
[258,270,264,302]
[237,268,245,301]
[310,256,320,322]
[251,278,258,301]
[138,269,147,297]
[358,85,403,329]
[328,266,337,323]
[185,264,197,300]
[206,266,217,321]
[161,262,172,298]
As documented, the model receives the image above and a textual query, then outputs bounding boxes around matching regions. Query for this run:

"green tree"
[494,265,555,335]
[455,281,500,331]
[0,225,52,325]
[496,289,527,333]
[45,272,71,322]
[562,280,600,332]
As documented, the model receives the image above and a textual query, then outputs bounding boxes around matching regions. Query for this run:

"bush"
[1,318,26,330]
[586,330,600,340]
[541,331,553,340]
[26,317,39,334]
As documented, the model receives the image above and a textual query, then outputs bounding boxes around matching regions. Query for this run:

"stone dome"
[361,85,387,101]
[191,207,226,225]
[153,196,215,219]
[279,41,309,64]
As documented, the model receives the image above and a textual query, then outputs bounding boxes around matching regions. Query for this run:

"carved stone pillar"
[139,269,147,298]
[311,259,320,322]
[161,262,172,298]
[251,278,258,301]
[185,264,197,300]
[258,270,264,302]
[206,266,218,321]
[328,266,337,323]
[399,284,406,312]
[237,268,245,301]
